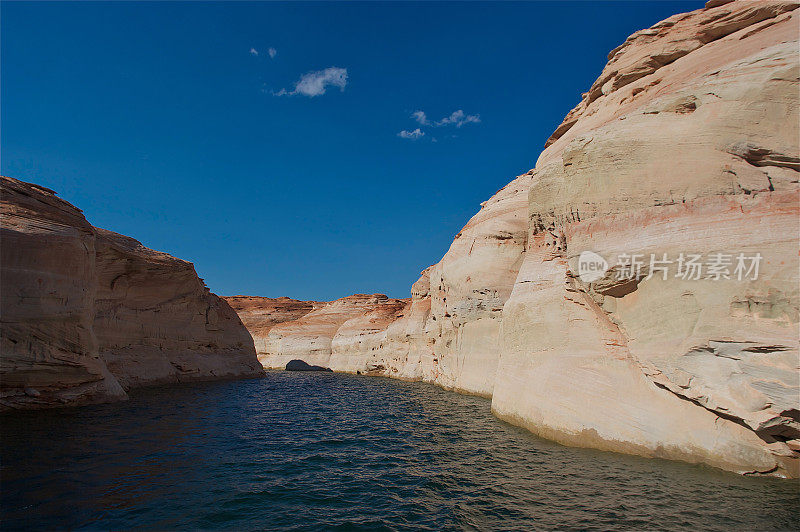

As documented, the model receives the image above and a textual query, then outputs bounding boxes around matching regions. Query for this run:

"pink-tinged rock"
[233,294,409,370]
[495,0,799,478]
[224,296,322,356]
[224,0,800,477]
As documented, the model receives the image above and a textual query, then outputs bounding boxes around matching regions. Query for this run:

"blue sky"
[2,1,702,301]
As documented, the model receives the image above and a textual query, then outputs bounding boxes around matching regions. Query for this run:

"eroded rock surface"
[230,0,799,477]
[494,0,800,478]
[225,296,322,360]
[224,294,409,372]
[1,176,263,410]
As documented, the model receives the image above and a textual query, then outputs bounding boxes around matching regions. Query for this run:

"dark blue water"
[1,372,798,531]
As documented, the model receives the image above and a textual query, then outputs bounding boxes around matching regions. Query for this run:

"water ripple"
[1,372,798,530]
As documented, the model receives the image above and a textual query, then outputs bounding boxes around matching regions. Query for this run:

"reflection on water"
[1,372,798,530]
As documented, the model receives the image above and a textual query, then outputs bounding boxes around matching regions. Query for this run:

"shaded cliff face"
[229,0,799,477]
[1,176,263,410]
[1,178,127,409]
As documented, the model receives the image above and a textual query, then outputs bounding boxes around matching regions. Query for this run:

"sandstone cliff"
[493,0,800,478]
[0,176,263,410]
[230,0,799,477]
[224,294,409,372]
[224,296,322,356]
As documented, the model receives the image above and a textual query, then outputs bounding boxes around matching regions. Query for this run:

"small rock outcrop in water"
[285,360,333,372]
[0,176,264,411]
[229,1,799,478]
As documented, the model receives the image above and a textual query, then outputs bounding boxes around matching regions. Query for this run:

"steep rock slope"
[230,0,799,477]
[493,0,799,477]
[1,178,127,409]
[1,176,263,410]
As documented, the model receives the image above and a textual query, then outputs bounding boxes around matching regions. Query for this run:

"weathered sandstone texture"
[231,0,799,477]
[493,0,800,478]
[224,296,322,360]
[224,294,409,373]
[1,176,263,410]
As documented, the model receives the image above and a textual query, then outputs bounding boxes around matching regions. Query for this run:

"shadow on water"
[2,372,799,531]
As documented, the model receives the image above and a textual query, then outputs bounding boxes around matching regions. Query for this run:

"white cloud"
[268,47,277,59]
[249,47,259,56]
[407,109,481,136]
[435,109,480,128]
[398,109,479,141]
[412,110,430,125]
[274,67,348,97]
[397,128,425,140]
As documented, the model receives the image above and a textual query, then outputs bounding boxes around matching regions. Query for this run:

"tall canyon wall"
[1,176,263,411]
[230,0,799,477]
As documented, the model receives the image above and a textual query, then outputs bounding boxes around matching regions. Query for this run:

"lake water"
[1,372,798,530]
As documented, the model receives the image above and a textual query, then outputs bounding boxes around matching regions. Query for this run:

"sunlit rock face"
[230,165,532,394]
[225,294,410,371]
[222,1,799,476]
[329,298,408,373]
[421,174,533,397]
[376,268,437,382]
[493,0,800,477]
[224,296,322,363]
[0,176,263,410]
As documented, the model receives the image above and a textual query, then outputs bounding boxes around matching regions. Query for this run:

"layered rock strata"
[0,176,263,410]
[493,0,800,478]
[224,296,322,360]
[224,294,409,372]
[231,0,799,477]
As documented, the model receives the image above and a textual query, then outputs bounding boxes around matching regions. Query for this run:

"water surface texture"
[2,373,798,530]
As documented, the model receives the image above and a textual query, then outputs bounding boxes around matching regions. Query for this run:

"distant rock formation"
[285,360,333,372]
[0,176,264,411]
[223,296,322,362]
[229,0,799,477]
[224,294,409,372]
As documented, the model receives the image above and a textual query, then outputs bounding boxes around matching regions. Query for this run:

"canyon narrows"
[226,0,800,477]
[1,0,798,479]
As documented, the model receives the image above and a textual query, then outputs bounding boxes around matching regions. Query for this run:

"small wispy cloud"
[250,47,277,59]
[412,110,430,126]
[409,109,480,132]
[397,128,425,140]
[435,109,480,128]
[274,67,348,97]
[400,109,479,141]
